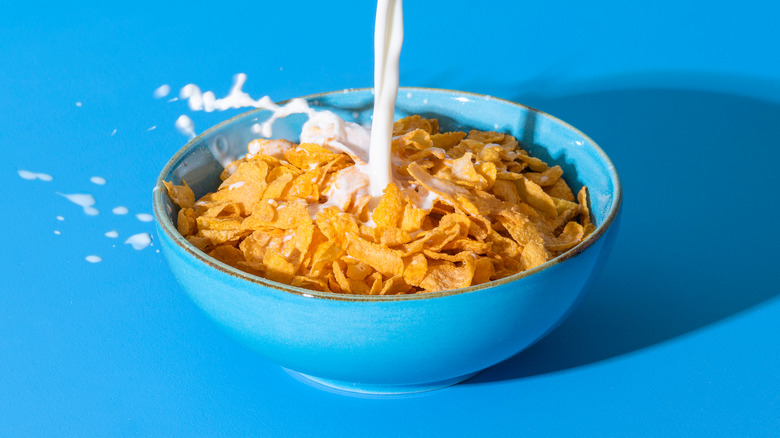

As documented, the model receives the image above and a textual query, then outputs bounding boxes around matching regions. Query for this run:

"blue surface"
[2,0,779,436]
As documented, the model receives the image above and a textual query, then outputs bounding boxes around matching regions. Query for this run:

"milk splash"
[180,73,277,113]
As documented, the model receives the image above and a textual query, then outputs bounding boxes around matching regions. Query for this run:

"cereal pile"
[164,115,594,294]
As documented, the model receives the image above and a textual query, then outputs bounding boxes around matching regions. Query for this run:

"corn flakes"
[164,115,595,294]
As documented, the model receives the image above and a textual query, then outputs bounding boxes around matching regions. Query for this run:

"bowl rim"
[153,86,622,302]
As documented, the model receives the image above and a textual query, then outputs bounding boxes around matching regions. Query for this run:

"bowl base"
[283,368,480,397]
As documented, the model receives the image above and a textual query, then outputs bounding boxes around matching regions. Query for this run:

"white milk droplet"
[54,230,61,235]
[18,170,53,181]
[111,129,117,136]
[56,216,64,221]
[85,255,102,263]
[76,101,83,107]
[58,193,99,216]
[90,176,106,185]
[105,230,119,238]
[112,206,129,215]
[147,125,157,131]
[136,213,154,222]
[153,84,171,99]
[125,233,151,250]
[175,115,196,139]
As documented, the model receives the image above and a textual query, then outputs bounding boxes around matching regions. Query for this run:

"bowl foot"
[283,368,480,397]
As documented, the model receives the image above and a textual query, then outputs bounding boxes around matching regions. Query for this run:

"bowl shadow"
[467,83,780,383]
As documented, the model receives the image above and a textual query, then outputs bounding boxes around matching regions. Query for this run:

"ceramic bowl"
[153,87,622,395]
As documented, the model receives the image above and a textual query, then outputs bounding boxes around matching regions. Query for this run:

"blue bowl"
[153,88,622,395]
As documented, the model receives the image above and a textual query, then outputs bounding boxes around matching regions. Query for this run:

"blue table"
[3,1,779,436]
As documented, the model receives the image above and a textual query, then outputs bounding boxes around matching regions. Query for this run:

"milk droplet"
[54,230,61,235]
[125,233,151,250]
[153,84,171,99]
[147,125,157,131]
[58,193,99,216]
[111,129,117,136]
[105,230,119,238]
[136,213,154,222]
[56,216,64,221]
[85,255,102,263]
[90,176,106,185]
[112,206,129,215]
[75,101,83,107]
[18,170,53,181]
[175,115,196,139]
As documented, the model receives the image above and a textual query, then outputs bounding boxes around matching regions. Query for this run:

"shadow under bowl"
[153,87,622,395]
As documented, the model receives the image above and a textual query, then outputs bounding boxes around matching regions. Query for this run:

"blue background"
[2,0,779,436]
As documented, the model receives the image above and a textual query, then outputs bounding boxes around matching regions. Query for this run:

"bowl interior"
[154,87,621,297]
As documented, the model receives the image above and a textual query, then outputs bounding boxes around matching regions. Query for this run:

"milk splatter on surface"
[153,84,171,99]
[90,176,106,185]
[135,213,154,222]
[112,206,129,215]
[105,230,119,238]
[18,170,53,181]
[175,115,196,139]
[58,193,99,216]
[125,233,151,250]
[85,255,102,263]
